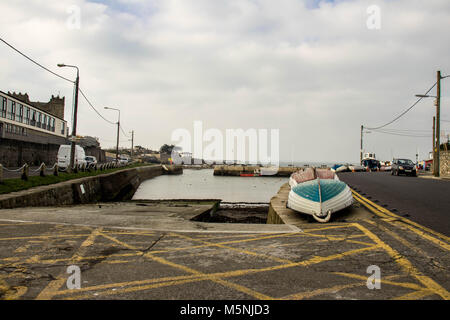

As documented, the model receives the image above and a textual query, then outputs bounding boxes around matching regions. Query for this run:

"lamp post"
[57,63,79,171]
[415,71,449,177]
[104,107,121,163]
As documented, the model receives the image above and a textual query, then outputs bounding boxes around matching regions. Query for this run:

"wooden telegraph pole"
[435,71,441,177]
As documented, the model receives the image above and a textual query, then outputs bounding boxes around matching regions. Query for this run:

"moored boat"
[287,168,353,223]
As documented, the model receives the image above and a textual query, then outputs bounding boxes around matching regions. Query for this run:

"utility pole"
[435,71,441,177]
[58,64,79,171]
[71,72,80,170]
[104,107,121,164]
[432,116,435,172]
[360,125,364,165]
[116,120,120,163]
[130,130,134,159]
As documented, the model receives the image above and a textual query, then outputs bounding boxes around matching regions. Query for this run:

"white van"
[57,145,87,169]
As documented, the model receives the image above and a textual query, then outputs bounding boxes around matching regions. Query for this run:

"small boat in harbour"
[287,168,353,223]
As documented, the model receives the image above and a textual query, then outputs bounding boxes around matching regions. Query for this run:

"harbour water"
[133,169,288,203]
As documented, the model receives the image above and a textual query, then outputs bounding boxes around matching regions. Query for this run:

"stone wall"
[440,150,450,178]
[0,165,183,209]
[0,138,62,167]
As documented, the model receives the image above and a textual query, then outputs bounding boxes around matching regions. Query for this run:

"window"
[30,109,36,126]
[51,118,55,132]
[7,100,14,120]
[1,98,6,118]
[43,115,47,130]
[47,116,51,130]
[61,121,65,135]
[25,107,30,125]
[17,104,23,122]
[37,112,42,128]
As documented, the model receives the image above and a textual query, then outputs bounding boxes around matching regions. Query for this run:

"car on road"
[118,155,130,165]
[391,158,417,176]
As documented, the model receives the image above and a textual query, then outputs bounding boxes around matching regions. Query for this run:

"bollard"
[40,163,46,177]
[0,164,3,184]
[21,164,29,181]
[54,164,58,176]
[82,163,86,172]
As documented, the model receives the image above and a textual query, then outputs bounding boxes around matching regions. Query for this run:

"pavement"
[338,171,450,236]
[0,195,449,300]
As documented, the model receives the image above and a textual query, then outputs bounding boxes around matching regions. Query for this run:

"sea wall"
[267,183,302,225]
[214,165,303,177]
[0,165,182,209]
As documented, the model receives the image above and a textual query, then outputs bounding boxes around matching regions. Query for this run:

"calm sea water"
[133,169,288,203]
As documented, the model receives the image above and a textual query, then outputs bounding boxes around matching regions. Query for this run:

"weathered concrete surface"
[0,201,296,234]
[0,196,448,300]
[0,165,182,210]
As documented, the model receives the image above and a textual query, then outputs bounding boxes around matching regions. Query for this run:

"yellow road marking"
[352,189,450,245]
[170,232,294,264]
[98,231,274,300]
[353,223,450,300]
[283,274,400,300]
[36,228,103,300]
[392,290,435,300]
[333,272,427,291]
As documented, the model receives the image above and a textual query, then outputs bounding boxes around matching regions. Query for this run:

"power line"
[0,36,74,83]
[119,124,130,138]
[370,130,430,138]
[1,36,123,128]
[365,82,437,130]
[78,88,116,125]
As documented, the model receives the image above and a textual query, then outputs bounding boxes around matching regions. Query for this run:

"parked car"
[57,145,87,169]
[85,156,97,166]
[118,155,130,165]
[391,158,417,176]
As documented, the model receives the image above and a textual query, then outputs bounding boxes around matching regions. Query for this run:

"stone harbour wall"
[0,165,182,209]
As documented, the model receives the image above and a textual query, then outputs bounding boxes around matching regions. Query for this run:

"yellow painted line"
[353,223,450,300]
[169,232,294,264]
[353,191,450,251]
[283,274,401,300]
[392,290,435,300]
[0,234,92,241]
[98,231,274,300]
[51,242,379,299]
[36,228,103,300]
[66,277,207,300]
[352,189,450,244]
[364,219,447,270]
[333,272,427,291]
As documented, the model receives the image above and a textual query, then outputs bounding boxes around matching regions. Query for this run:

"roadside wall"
[440,150,450,178]
[0,165,182,209]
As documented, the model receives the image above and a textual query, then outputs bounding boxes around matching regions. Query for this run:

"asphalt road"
[338,172,450,236]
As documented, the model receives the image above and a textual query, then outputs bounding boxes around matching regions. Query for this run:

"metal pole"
[432,116,435,172]
[131,130,134,159]
[70,70,80,171]
[360,125,364,165]
[116,118,120,164]
[435,71,441,177]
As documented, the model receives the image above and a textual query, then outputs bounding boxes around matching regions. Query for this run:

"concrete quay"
[0,181,448,300]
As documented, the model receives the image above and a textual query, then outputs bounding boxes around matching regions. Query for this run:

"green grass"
[0,163,152,195]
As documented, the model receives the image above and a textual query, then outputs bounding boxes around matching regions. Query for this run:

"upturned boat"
[287,168,353,223]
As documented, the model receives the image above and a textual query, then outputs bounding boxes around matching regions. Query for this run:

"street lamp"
[104,107,121,163]
[58,63,79,171]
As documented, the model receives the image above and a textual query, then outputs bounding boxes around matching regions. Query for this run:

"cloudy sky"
[1,0,449,163]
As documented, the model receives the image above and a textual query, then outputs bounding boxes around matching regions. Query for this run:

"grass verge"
[0,163,152,195]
